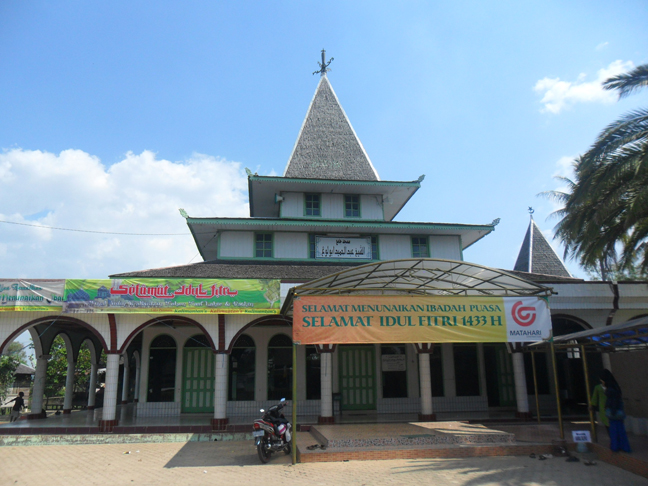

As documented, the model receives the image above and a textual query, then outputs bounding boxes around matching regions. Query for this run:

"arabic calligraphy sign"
[293,295,552,344]
[63,279,281,314]
[0,279,65,312]
[315,236,372,259]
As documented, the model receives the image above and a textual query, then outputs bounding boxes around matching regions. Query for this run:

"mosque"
[1,53,646,434]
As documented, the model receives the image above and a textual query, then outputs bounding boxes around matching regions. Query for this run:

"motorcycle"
[252,398,292,463]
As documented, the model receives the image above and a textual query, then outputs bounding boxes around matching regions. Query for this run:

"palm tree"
[549,64,648,278]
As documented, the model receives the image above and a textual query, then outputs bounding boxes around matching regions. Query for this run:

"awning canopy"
[282,258,553,316]
[550,315,648,352]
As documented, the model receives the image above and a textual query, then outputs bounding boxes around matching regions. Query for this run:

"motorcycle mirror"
[280,398,286,403]
[260,409,265,413]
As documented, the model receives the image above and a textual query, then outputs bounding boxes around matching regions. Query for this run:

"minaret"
[514,208,571,277]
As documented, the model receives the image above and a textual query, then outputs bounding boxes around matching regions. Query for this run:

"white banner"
[0,279,65,312]
[503,297,552,342]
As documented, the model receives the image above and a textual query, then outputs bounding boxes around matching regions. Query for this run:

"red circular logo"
[512,301,536,327]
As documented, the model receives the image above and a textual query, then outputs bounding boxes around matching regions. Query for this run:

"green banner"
[63,279,280,314]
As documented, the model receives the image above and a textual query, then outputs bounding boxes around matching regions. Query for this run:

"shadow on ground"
[386,455,646,486]
[165,440,291,468]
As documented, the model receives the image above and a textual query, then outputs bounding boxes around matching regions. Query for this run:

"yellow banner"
[293,295,551,344]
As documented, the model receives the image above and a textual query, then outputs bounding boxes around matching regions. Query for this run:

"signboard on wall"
[0,279,65,312]
[381,354,407,372]
[315,236,372,259]
[63,278,281,315]
[293,295,551,344]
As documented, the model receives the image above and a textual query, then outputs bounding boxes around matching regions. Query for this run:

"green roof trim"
[248,175,422,188]
[186,216,495,232]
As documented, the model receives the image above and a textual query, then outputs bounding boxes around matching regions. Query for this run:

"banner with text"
[63,279,281,314]
[0,279,65,312]
[293,295,551,344]
[315,236,372,259]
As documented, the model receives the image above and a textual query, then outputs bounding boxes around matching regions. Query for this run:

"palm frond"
[603,64,648,99]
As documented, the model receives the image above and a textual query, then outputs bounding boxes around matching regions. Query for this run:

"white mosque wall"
[279,192,303,217]
[429,236,462,260]
[219,231,254,258]
[379,235,412,260]
[274,232,308,259]
[360,194,384,220]
[321,193,343,218]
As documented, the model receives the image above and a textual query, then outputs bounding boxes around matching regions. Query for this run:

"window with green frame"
[411,236,429,258]
[305,194,321,216]
[255,233,272,258]
[344,195,360,218]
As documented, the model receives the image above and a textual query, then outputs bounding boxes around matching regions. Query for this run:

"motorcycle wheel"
[284,443,292,455]
[257,440,271,464]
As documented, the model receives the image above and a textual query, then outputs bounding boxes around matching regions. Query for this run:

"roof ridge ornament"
[313,49,334,77]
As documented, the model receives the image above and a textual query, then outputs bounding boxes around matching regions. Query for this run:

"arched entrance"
[553,315,603,414]
[147,335,177,402]
[229,334,255,401]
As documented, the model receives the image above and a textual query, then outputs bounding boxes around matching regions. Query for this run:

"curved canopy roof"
[551,315,648,352]
[282,258,553,315]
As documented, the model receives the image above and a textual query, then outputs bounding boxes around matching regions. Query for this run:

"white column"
[512,352,530,414]
[134,360,141,402]
[418,353,433,417]
[30,355,50,414]
[139,337,150,403]
[602,353,612,371]
[214,353,228,420]
[477,344,487,396]
[174,345,183,403]
[102,353,121,422]
[320,353,333,418]
[87,363,98,408]
[442,344,456,397]
[63,360,76,412]
[121,356,130,403]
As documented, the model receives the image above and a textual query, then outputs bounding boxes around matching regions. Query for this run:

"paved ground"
[0,440,646,486]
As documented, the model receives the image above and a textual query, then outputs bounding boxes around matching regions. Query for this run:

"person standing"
[601,370,631,453]
[8,392,25,423]
[590,378,609,437]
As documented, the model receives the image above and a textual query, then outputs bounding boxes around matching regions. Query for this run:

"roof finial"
[528,207,535,219]
[313,49,333,77]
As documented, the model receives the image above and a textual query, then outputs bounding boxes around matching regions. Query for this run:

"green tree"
[0,355,19,402]
[548,64,648,279]
[5,341,31,366]
[44,336,94,398]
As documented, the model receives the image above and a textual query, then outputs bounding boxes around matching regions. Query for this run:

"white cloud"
[553,155,575,180]
[545,155,576,212]
[596,42,609,51]
[0,148,249,278]
[534,60,634,114]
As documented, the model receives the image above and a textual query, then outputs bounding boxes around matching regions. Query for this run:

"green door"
[182,348,214,413]
[495,346,516,407]
[339,346,376,410]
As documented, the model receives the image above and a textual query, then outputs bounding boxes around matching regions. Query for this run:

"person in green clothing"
[590,377,609,436]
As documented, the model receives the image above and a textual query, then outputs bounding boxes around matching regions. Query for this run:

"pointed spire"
[514,217,571,277]
[283,75,379,180]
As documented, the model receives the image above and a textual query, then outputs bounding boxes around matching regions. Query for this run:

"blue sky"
[1,1,647,279]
